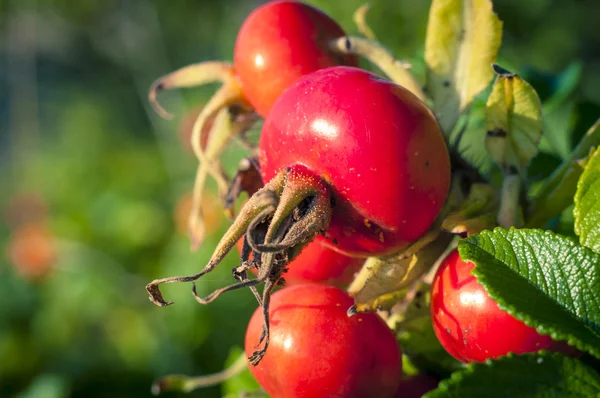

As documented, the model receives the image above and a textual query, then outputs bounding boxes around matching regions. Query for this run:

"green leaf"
[459,228,600,359]
[526,118,600,228]
[394,284,462,376]
[425,352,600,397]
[485,65,543,174]
[425,0,502,134]
[574,148,600,253]
[349,231,453,312]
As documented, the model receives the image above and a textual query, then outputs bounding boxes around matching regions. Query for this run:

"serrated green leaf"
[485,66,543,174]
[425,0,502,134]
[574,148,600,253]
[425,352,600,397]
[527,118,600,228]
[459,227,600,359]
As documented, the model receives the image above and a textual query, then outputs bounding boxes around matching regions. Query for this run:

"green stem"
[498,173,523,228]
[151,352,248,395]
[329,36,426,102]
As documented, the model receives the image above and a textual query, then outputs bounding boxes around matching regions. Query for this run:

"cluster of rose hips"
[146,1,575,397]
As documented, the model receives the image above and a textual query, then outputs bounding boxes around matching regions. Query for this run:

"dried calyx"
[146,164,333,364]
[149,61,257,250]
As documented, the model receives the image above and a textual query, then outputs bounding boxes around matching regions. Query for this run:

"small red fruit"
[431,249,575,363]
[237,235,364,287]
[245,284,401,398]
[146,67,450,365]
[234,0,357,117]
[259,66,450,256]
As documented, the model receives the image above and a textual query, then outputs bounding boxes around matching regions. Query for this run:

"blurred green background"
[1,0,599,397]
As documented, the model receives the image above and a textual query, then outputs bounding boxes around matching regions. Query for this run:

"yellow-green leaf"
[425,0,502,135]
[574,147,600,252]
[441,183,499,235]
[526,118,600,228]
[484,65,543,174]
[349,232,453,313]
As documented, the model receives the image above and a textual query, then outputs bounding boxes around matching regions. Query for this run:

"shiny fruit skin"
[259,66,451,256]
[245,284,401,398]
[431,249,574,363]
[234,1,357,117]
[237,235,364,287]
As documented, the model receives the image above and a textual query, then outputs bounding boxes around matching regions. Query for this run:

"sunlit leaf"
[349,231,453,312]
[441,183,498,235]
[485,65,543,174]
[527,118,600,228]
[425,0,502,134]
[460,228,600,359]
[574,147,600,252]
[426,353,600,397]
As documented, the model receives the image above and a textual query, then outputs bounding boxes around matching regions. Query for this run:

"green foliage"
[485,65,543,175]
[395,284,462,376]
[574,148,600,252]
[526,118,600,228]
[425,0,502,134]
[459,228,600,358]
[425,352,600,397]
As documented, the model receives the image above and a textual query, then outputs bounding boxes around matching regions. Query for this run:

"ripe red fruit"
[431,249,575,363]
[237,235,364,287]
[245,284,401,398]
[149,1,353,249]
[259,66,450,256]
[146,66,450,365]
[234,0,357,117]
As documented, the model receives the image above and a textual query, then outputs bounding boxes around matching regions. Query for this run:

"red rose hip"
[245,284,401,398]
[234,0,357,117]
[146,66,450,366]
[237,235,364,287]
[259,66,451,256]
[148,1,355,248]
[431,249,575,363]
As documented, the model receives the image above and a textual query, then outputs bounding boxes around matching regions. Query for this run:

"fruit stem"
[145,165,333,317]
[497,172,523,228]
[329,36,426,102]
[150,352,248,395]
[145,173,285,307]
